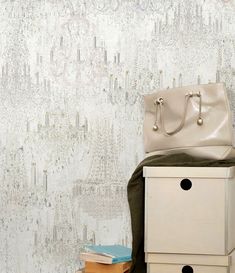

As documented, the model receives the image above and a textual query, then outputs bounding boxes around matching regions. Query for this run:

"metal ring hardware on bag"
[152,91,203,136]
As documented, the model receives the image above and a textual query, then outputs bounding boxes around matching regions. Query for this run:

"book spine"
[112,256,131,264]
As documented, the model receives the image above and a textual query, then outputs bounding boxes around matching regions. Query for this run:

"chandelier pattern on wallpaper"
[0,1,234,273]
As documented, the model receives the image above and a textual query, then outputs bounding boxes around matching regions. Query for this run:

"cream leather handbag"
[143,82,235,159]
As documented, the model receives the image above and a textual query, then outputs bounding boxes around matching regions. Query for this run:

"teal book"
[80,244,132,264]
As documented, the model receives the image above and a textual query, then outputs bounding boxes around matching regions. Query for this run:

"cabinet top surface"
[143,166,235,178]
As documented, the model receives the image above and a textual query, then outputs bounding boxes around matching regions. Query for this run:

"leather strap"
[153,92,202,136]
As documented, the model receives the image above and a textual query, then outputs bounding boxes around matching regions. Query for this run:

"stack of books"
[79,244,132,273]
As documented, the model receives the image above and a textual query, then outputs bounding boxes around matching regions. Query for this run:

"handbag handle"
[152,91,203,136]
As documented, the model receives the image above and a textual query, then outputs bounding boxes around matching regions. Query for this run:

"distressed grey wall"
[0,0,235,272]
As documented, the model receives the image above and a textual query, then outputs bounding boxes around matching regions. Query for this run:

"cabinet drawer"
[146,249,235,273]
[148,263,227,273]
[144,166,235,255]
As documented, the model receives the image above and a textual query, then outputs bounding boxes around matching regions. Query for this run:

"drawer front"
[148,263,228,273]
[145,177,227,254]
[145,252,231,267]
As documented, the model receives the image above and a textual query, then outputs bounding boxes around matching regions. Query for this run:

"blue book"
[80,244,132,264]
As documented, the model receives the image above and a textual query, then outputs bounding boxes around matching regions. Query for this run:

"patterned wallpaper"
[0,0,235,272]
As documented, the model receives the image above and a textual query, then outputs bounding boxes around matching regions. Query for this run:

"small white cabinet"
[144,166,235,272]
[144,166,235,255]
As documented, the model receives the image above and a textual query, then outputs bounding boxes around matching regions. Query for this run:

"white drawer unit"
[144,166,235,255]
[146,250,235,273]
[148,263,228,273]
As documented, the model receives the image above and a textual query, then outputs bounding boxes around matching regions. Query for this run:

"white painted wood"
[147,263,150,273]
[230,249,235,273]
[228,177,235,255]
[145,253,231,266]
[143,166,235,178]
[146,250,235,273]
[145,175,228,254]
[145,176,149,256]
[148,263,228,273]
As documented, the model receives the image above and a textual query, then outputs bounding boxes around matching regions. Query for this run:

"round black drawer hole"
[180,179,192,190]
[182,265,193,273]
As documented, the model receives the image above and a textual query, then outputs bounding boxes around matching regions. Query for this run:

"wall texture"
[0,0,235,272]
